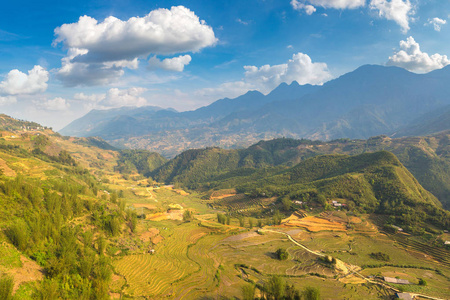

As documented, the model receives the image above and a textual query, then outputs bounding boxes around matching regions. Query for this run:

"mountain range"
[60,64,450,157]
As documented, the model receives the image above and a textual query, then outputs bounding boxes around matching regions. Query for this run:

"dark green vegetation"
[114,149,166,176]
[151,132,450,210]
[152,146,450,232]
[369,252,390,262]
[0,118,145,299]
[276,248,289,260]
[61,65,450,157]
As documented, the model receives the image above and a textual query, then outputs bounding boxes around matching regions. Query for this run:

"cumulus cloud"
[0,96,17,106]
[148,55,192,72]
[53,6,217,86]
[244,52,332,92]
[39,97,71,111]
[291,0,364,13]
[425,17,447,32]
[101,87,148,107]
[75,87,148,109]
[0,66,48,95]
[196,52,332,98]
[369,0,413,33]
[387,36,450,73]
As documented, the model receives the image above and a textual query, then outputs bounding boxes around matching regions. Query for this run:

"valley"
[0,115,449,299]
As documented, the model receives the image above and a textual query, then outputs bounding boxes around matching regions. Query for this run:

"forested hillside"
[0,118,142,298]
[152,132,450,209]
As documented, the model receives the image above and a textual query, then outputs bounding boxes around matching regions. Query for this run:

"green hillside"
[152,132,450,209]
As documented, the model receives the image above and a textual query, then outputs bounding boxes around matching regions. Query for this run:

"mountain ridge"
[60,64,450,157]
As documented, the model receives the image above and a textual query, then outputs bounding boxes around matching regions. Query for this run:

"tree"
[264,275,285,300]
[281,196,291,211]
[239,217,245,227]
[183,209,194,222]
[276,248,289,260]
[249,218,255,229]
[241,284,255,300]
[418,278,427,286]
[302,286,320,300]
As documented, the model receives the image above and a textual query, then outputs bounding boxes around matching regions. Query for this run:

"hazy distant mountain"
[392,104,450,138]
[60,64,450,157]
[60,106,176,137]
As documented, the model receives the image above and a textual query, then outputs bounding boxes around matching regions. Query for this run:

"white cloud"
[291,0,364,13]
[291,0,316,15]
[236,18,250,25]
[39,97,71,111]
[369,0,413,33]
[425,17,447,32]
[387,36,450,73]
[56,47,125,87]
[244,52,332,92]
[53,6,217,86]
[196,52,332,98]
[0,66,49,95]
[148,55,192,72]
[75,87,148,109]
[0,96,17,106]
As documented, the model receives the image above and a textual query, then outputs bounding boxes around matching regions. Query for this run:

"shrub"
[369,252,390,262]
[302,286,320,300]
[276,248,289,260]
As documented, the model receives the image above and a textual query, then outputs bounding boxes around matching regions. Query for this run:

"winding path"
[260,228,445,300]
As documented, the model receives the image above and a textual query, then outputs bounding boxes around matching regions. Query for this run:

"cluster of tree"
[0,171,131,298]
[242,275,320,300]
[217,213,231,225]
[276,248,289,260]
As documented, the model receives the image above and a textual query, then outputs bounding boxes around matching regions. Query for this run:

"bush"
[302,286,320,300]
[418,278,427,286]
[369,252,390,262]
[276,248,289,260]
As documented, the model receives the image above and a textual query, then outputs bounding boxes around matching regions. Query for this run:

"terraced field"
[392,233,450,268]
[114,222,224,298]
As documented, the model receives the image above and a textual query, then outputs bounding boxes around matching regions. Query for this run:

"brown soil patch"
[140,228,160,243]
[282,215,346,232]
[8,256,43,292]
[348,216,362,224]
[0,158,16,176]
[210,194,237,200]
[146,210,183,221]
[133,203,157,210]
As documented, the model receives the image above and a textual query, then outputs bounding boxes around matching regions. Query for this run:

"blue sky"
[0,0,449,129]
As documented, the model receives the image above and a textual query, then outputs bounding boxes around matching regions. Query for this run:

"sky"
[0,0,449,130]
